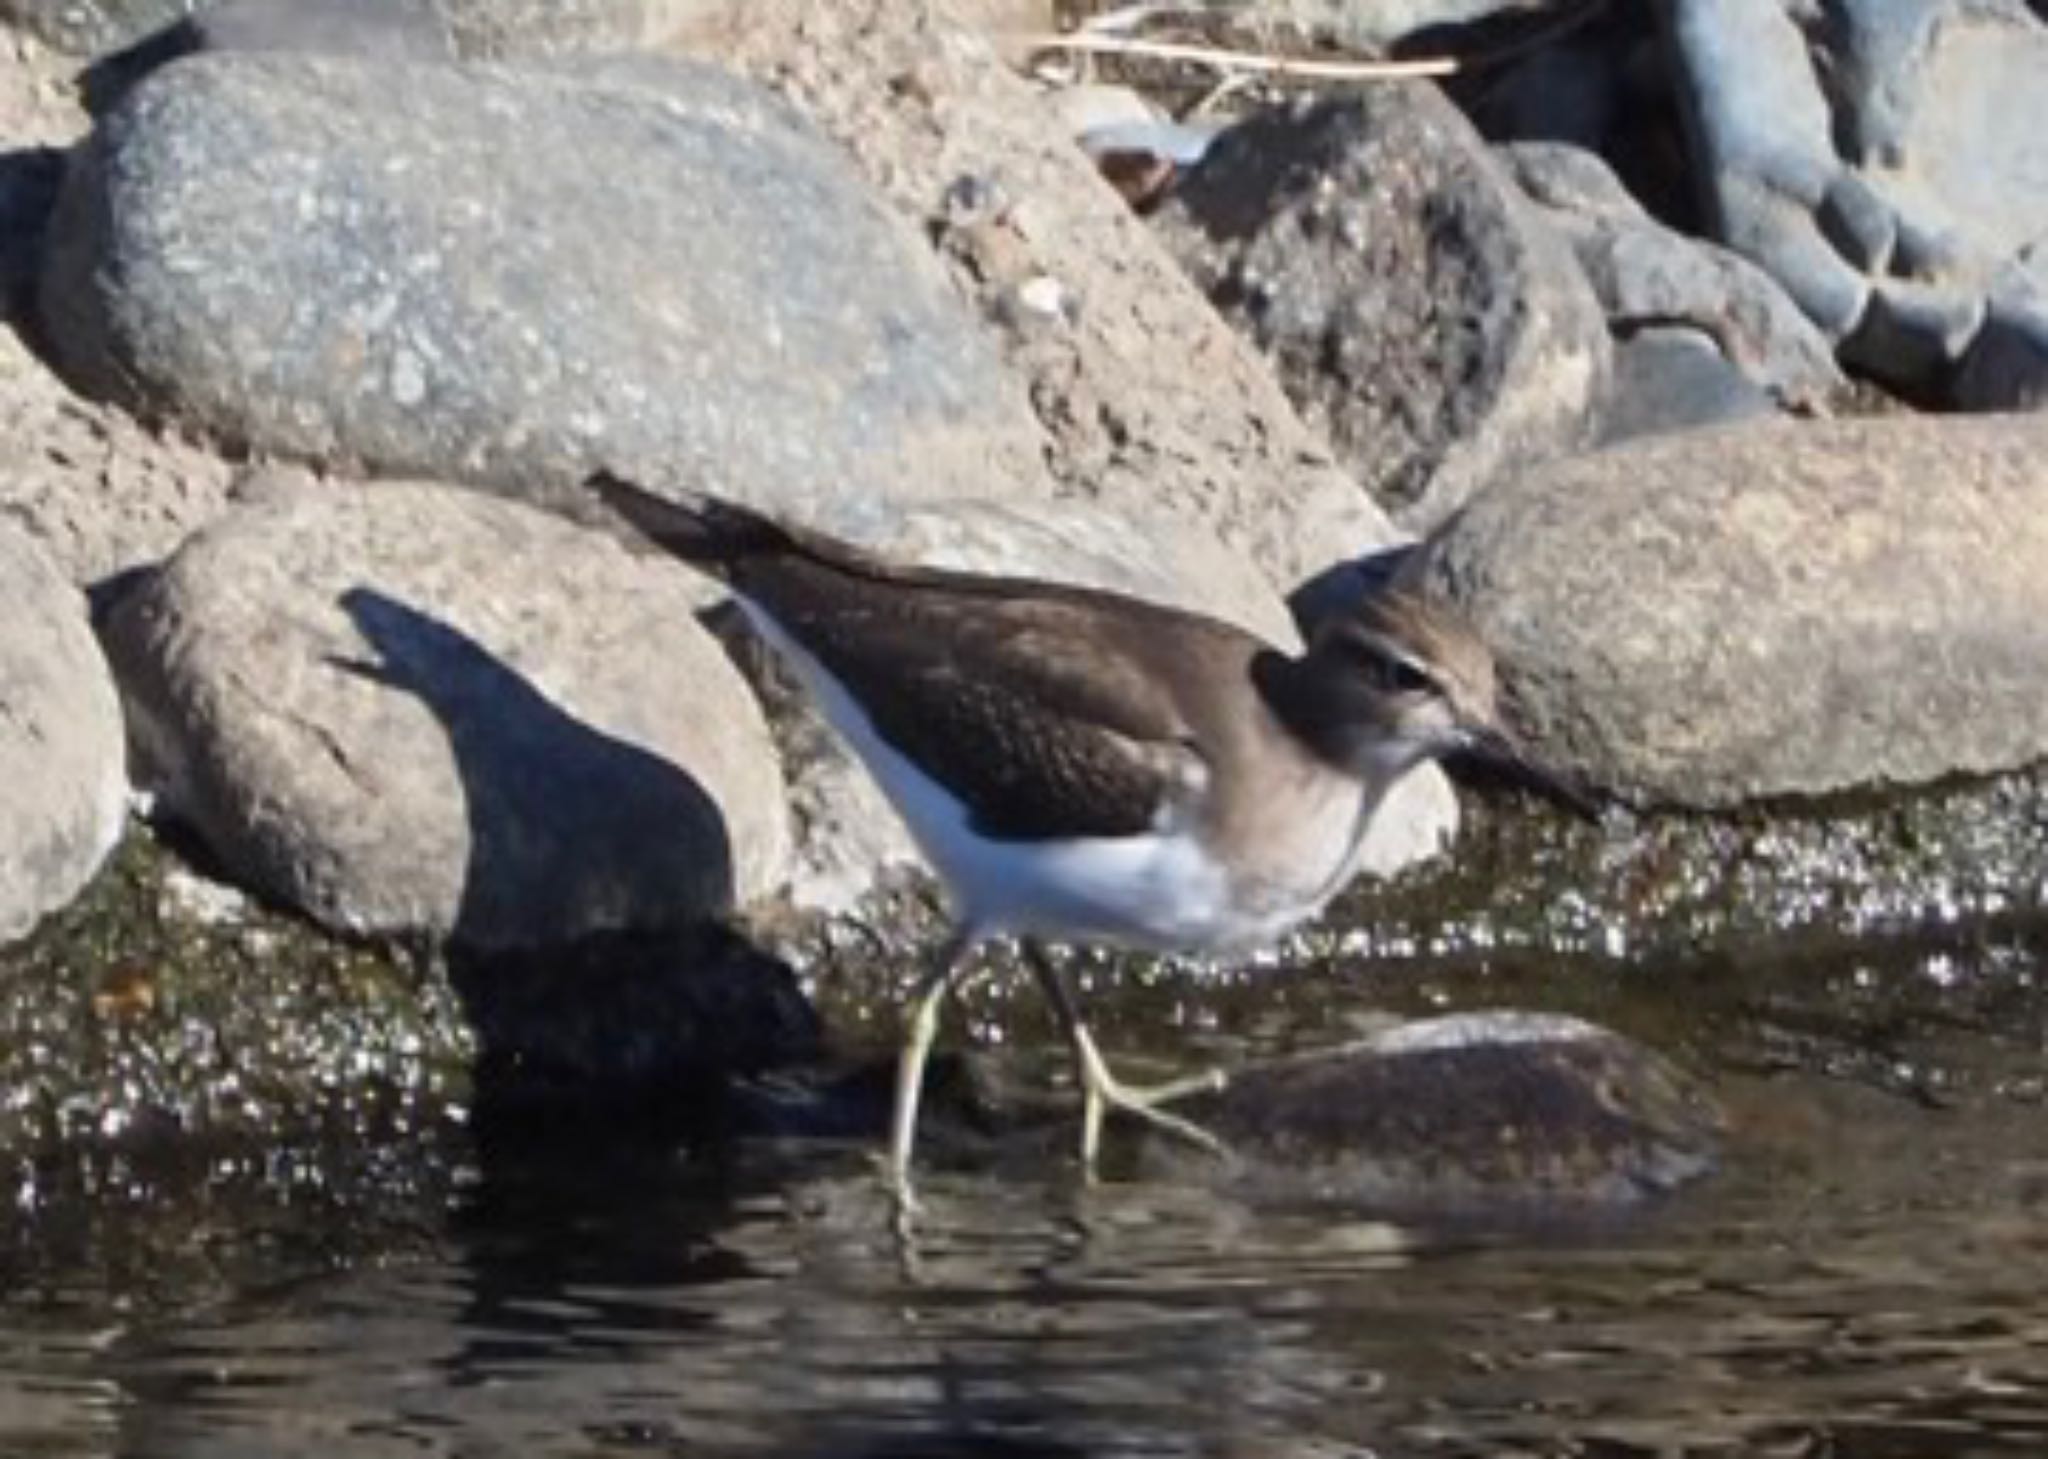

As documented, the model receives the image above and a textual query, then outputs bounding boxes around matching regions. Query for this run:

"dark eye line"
[1336,634,1437,694]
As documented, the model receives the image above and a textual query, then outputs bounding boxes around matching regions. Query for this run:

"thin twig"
[1016,0,1611,83]
[1017,31,1461,79]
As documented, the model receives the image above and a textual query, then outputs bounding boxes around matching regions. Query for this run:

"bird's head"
[1291,590,1594,813]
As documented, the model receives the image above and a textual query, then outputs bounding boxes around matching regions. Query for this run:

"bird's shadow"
[335,587,818,1142]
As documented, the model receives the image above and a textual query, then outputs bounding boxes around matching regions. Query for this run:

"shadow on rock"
[337,588,819,1136]
[0,145,66,313]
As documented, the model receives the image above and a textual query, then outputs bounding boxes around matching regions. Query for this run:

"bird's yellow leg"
[888,929,976,1214]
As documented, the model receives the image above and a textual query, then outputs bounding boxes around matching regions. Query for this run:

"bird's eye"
[1338,635,1435,694]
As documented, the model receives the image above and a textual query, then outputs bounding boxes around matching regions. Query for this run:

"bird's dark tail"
[586,471,800,579]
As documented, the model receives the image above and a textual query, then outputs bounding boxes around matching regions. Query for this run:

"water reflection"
[4,931,2048,1457]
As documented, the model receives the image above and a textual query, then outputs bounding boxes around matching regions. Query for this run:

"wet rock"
[704,1,1405,593]
[0,519,127,944]
[102,477,789,947]
[40,51,1038,531]
[1501,140,1843,418]
[1662,0,2048,404]
[756,495,1460,915]
[1149,90,1607,532]
[1144,1012,1719,1210]
[1423,414,2048,806]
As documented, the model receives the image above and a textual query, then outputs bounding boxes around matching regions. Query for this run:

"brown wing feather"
[587,472,1258,840]
[748,560,1208,840]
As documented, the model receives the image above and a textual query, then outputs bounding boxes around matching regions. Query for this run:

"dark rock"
[0,519,127,944]
[1423,414,2048,806]
[1956,283,2048,410]
[39,51,1036,531]
[1142,1012,1719,1210]
[1151,89,1607,531]
[102,477,789,947]
[1501,140,1842,414]
[1599,327,1773,444]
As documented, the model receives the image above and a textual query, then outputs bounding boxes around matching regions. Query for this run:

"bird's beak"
[1459,724,1603,820]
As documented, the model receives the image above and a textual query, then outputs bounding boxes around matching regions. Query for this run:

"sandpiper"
[589,472,1585,1196]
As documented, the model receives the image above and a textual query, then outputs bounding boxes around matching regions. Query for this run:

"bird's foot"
[1078,1059,1232,1174]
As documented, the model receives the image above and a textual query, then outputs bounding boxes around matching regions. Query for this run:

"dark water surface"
[4,924,2047,1458]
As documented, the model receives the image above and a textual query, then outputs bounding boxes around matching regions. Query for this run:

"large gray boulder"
[40,51,1040,533]
[0,519,128,944]
[103,477,789,947]
[1424,414,2048,806]
[1150,90,1609,532]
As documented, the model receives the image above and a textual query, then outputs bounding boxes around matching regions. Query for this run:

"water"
[3,928,2046,1457]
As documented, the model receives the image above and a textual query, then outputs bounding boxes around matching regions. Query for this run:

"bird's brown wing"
[748,563,1216,842]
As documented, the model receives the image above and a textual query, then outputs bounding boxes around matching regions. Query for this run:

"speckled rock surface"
[0,519,128,944]
[103,478,789,947]
[1150,90,1608,532]
[1423,414,2048,806]
[40,51,1040,531]
[703,0,1406,593]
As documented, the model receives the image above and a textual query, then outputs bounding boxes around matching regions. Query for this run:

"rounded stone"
[1148,1011,1721,1211]
[103,478,790,947]
[1424,414,2048,806]
[39,50,1036,525]
[0,519,129,944]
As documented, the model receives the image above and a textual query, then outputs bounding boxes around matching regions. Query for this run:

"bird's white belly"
[742,604,1333,952]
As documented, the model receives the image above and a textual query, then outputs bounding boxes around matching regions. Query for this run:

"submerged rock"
[0,519,127,944]
[1144,1012,1718,1210]
[1425,413,2048,806]
[1150,88,1608,532]
[103,477,788,947]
